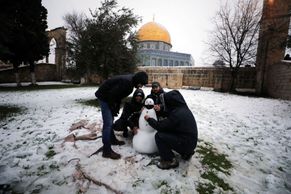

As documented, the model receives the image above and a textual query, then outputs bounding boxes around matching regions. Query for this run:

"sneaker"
[157,158,179,170]
[102,150,121,160]
[111,139,125,146]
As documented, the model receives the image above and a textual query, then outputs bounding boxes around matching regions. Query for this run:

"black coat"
[95,72,148,116]
[147,90,198,141]
[146,88,166,117]
[95,74,134,115]
[119,89,144,128]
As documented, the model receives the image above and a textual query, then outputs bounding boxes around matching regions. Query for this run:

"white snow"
[0,84,291,193]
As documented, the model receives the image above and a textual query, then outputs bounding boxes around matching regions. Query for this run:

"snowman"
[132,98,158,154]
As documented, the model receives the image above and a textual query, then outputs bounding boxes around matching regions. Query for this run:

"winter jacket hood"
[133,88,145,99]
[163,90,187,111]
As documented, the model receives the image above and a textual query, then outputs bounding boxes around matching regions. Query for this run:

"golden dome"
[137,22,171,46]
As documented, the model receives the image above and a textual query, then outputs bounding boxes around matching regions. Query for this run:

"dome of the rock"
[137,22,171,46]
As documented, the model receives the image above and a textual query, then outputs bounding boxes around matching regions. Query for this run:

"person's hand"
[144,115,150,121]
[154,105,161,112]
[132,127,139,135]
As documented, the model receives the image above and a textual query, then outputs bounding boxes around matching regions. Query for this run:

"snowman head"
[144,98,154,109]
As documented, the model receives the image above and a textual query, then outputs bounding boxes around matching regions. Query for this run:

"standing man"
[95,71,148,160]
[144,90,198,169]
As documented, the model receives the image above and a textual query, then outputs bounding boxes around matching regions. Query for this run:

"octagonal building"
[136,21,194,67]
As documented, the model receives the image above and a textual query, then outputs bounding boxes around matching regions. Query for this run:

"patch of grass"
[196,183,215,194]
[154,180,180,194]
[0,105,24,122]
[155,180,169,189]
[45,146,56,159]
[201,171,233,191]
[132,178,145,188]
[77,99,100,107]
[0,84,96,92]
[49,163,60,171]
[36,165,49,176]
[196,142,232,175]
[77,96,132,108]
[196,140,234,194]
[278,167,284,172]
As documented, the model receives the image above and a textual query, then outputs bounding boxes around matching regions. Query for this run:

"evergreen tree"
[0,0,49,86]
[65,0,141,80]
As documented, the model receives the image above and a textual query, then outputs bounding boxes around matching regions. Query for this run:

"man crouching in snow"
[144,90,198,169]
[95,71,148,160]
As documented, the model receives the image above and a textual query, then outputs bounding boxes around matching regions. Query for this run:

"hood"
[132,88,145,99]
[132,71,148,88]
[163,90,187,110]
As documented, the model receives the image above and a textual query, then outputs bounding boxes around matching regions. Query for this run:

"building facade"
[255,0,291,100]
[136,21,194,67]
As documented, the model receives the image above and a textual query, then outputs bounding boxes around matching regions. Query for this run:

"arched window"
[158,58,162,66]
[155,42,159,50]
[164,59,168,66]
[151,58,156,66]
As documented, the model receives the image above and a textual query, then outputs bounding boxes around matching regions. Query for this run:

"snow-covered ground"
[0,85,291,194]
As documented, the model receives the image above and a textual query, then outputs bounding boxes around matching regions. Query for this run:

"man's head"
[132,71,148,88]
[151,81,161,94]
[160,90,186,112]
[133,88,145,103]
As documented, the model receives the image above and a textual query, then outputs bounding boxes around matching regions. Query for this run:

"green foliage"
[153,180,180,194]
[0,105,23,122]
[64,0,141,79]
[196,140,234,193]
[77,96,131,108]
[196,183,215,194]
[201,171,233,191]
[45,146,56,159]
[196,142,232,175]
[77,99,100,108]
[0,84,93,92]
[0,0,49,68]
[132,178,144,188]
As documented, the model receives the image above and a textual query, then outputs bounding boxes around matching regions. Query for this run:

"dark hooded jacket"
[146,86,166,118]
[121,89,144,128]
[146,88,165,106]
[112,89,144,130]
[147,90,198,140]
[95,72,148,115]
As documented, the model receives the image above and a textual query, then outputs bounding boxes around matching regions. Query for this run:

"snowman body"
[132,98,158,154]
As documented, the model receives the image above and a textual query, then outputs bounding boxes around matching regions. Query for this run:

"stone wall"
[0,63,57,83]
[138,66,256,90]
[267,61,291,100]
[256,0,291,101]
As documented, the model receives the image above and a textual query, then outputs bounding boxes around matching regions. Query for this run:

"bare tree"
[207,0,262,92]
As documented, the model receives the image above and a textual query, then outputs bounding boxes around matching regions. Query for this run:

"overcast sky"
[42,0,226,66]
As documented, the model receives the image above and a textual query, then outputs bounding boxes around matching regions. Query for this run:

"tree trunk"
[229,69,238,93]
[13,63,21,87]
[30,72,36,85]
[29,61,37,85]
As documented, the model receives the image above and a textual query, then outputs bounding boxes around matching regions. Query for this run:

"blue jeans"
[99,99,114,152]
